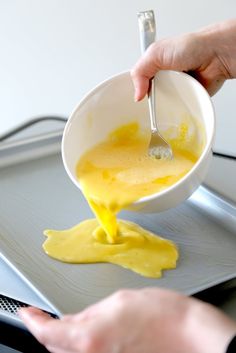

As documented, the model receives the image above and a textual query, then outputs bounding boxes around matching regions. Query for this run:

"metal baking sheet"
[0,138,236,316]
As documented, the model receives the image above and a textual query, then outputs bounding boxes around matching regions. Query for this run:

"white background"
[0,0,235,154]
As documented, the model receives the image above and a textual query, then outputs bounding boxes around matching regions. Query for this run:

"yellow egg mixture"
[43,122,202,278]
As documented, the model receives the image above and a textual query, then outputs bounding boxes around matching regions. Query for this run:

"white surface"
[0,0,235,154]
[62,70,215,213]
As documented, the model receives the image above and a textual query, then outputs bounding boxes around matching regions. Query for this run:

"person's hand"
[131,19,236,100]
[19,288,236,353]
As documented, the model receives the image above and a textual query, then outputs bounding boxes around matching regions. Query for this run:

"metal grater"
[0,294,58,329]
[0,294,29,329]
[0,294,28,316]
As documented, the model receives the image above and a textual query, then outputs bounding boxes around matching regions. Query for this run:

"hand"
[131,19,236,100]
[19,288,236,353]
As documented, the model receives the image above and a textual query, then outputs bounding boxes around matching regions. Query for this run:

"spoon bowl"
[148,130,173,159]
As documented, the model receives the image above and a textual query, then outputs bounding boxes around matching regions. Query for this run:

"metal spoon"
[138,10,173,160]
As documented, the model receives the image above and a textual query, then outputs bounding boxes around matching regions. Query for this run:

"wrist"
[183,300,236,353]
[199,19,236,79]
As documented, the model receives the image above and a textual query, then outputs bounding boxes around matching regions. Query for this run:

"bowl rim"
[62,69,216,206]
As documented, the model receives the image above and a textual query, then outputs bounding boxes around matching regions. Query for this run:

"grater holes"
[0,294,58,319]
[0,294,28,315]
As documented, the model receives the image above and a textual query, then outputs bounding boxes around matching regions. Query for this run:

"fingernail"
[134,91,141,102]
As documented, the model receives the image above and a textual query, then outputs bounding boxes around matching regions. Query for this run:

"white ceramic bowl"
[62,70,215,213]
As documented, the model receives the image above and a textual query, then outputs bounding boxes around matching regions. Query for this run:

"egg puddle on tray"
[43,122,202,278]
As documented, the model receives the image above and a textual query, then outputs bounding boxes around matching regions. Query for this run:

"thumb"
[131,43,162,101]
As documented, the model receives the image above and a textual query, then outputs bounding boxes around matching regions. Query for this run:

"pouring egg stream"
[43,120,203,278]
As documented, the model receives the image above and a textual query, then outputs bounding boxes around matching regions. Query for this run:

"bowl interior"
[62,70,214,193]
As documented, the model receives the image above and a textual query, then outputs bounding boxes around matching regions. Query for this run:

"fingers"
[130,33,204,101]
[18,307,78,351]
[207,78,225,96]
[130,68,150,102]
[45,345,77,353]
[131,30,228,101]
[19,306,105,353]
[131,43,161,101]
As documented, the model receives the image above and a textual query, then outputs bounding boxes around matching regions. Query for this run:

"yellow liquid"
[43,122,201,278]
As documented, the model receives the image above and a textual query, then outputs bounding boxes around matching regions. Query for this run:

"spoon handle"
[138,10,158,133]
[138,10,156,51]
